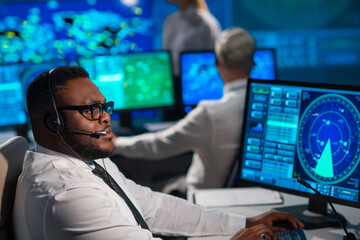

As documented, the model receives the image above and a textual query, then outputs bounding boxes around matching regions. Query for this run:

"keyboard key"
[274,229,307,240]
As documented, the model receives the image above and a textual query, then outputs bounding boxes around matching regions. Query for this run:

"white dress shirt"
[162,5,221,76]
[13,145,246,240]
[113,80,247,191]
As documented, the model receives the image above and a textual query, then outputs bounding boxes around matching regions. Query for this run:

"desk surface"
[188,189,360,240]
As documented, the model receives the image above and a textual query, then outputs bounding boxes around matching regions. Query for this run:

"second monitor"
[0,60,67,128]
[180,49,277,112]
[78,50,175,112]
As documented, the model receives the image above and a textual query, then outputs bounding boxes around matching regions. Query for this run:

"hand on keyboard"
[274,229,307,240]
[246,211,304,232]
[239,210,305,240]
[230,224,274,240]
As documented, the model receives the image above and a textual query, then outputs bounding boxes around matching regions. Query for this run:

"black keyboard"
[274,229,307,240]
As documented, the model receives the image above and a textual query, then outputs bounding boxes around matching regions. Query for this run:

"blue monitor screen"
[251,49,277,80]
[78,51,175,111]
[0,0,152,65]
[0,60,67,127]
[237,79,360,207]
[180,49,276,110]
[0,65,27,127]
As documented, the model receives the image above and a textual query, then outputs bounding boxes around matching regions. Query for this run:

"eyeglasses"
[57,101,114,121]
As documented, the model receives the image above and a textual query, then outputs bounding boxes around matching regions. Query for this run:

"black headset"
[44,68,65,133]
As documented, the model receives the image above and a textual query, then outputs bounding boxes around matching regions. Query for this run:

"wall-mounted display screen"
[0,0,153,64]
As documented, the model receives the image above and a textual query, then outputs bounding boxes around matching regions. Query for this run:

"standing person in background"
[163,0,221,76]
[113,27,255,198]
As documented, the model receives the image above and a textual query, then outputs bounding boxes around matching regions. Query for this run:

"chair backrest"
[222,158,239,188]
[0,136,29,240]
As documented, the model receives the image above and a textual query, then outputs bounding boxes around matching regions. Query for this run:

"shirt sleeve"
[44,185,160,240]
[112,103,213,159]
[44,173,246,239]
[125,176,247,237]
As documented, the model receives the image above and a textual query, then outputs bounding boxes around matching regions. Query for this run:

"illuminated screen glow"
[0,0,152,64]
[0,60,67,127]
[238,79,360,205]
[78,51,175,111]
[180,49,276,108]
[233,0,360,85]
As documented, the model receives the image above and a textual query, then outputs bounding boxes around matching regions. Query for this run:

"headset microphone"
[297,177,357,240]
[63,126,107,137]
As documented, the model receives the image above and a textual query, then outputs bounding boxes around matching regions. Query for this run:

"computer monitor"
[180,49,276,113]
[234,78,360,229]
[0,60,67,128]
[0,65,27,127]
[78,51,175,112]
[0,0,152,65]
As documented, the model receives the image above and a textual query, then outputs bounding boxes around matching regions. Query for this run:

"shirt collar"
[180,5,197,16]
[223,78,247,94]
[35,144,95,170]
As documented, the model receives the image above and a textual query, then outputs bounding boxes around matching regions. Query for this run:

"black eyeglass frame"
[56,101,114,120]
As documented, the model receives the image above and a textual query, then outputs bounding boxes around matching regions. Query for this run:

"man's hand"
[230,224,274,240]
[246,210,304,232]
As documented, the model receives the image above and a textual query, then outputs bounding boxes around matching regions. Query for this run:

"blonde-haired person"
[163,0,221,76]
[113,27,255,197]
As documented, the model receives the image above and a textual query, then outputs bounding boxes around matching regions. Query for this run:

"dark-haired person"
[13,66,303,240]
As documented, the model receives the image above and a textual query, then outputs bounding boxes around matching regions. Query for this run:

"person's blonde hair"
[215,27,255,75]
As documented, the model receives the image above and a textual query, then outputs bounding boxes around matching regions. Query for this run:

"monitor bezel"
[77,50,177,113]
[234,78,360,209]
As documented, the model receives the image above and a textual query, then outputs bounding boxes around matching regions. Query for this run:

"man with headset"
[13,66,303,239]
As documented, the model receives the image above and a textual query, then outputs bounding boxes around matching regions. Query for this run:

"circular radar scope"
[297,94,360,184]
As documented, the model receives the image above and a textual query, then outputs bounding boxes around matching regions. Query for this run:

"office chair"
[223,160,239,188]
[0,136,29,240]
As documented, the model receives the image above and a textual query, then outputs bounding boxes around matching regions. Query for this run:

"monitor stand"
[273,197,346,230]
[118,112,133,136]
[16,124,30,142]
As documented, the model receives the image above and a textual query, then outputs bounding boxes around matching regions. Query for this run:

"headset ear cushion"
[44,112,64,133]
